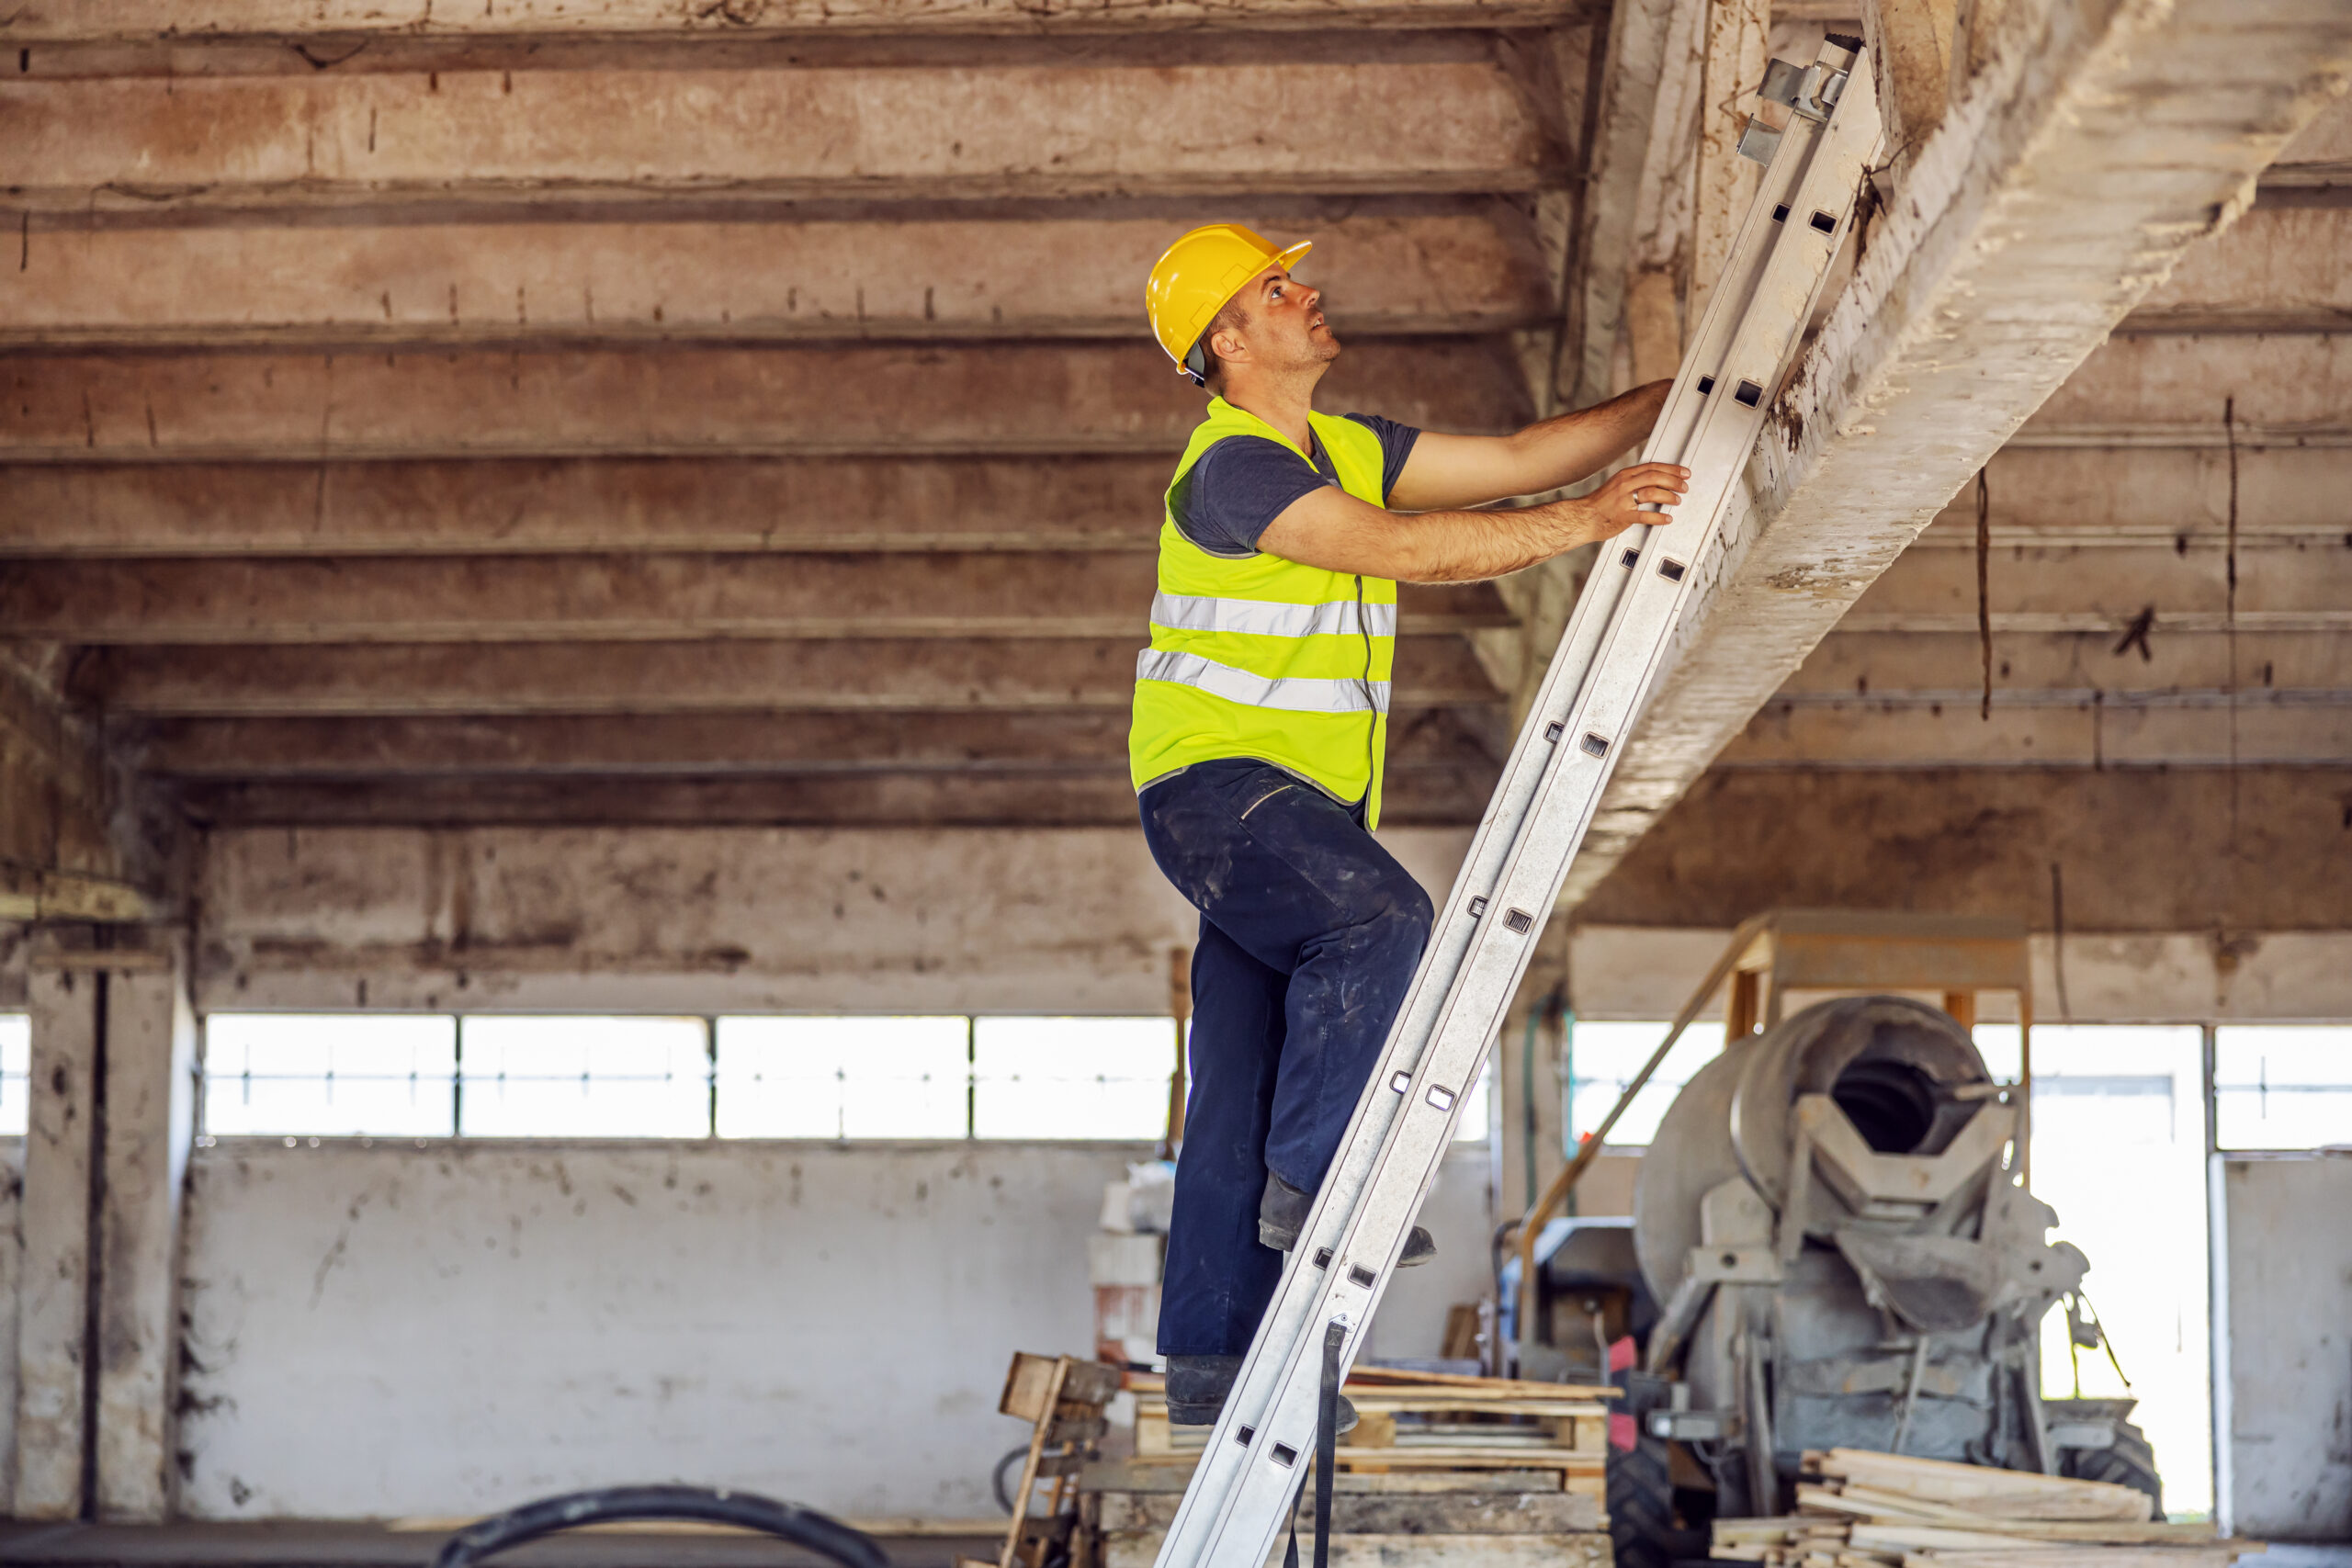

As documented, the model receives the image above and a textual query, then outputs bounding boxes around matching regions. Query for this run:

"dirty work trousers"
[1138,757,1435,1359]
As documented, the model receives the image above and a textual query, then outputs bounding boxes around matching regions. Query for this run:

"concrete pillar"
[10,931,196,1521]
[15,957,101,1519]
[95,951,197,1519]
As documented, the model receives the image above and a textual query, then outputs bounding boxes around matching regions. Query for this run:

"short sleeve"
[1342,413,1423,503]
[1169,435,1333,558]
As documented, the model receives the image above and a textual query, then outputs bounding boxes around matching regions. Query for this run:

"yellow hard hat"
[1146,223,1313,386]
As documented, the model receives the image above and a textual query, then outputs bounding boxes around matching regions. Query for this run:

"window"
[458,1016,711,1139]
[0,1013,28,1136]
[2214,1025,2352,1150]
[204,1013,458,1138]
[2001,1025,2212,1519]
[199,1011,1188,1143]
[974,1017,1175,1140]
[1565,1020,1717,1147]
[718,1016,968,1139]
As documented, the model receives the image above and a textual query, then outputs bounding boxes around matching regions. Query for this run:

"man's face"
[1214,265,1340,375]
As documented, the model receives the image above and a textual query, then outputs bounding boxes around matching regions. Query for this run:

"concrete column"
[95,949,197,1520]
[10,932,196,1522]
[15,958,102,1519]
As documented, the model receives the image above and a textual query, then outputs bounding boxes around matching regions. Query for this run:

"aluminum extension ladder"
[1150,35,1885,1568]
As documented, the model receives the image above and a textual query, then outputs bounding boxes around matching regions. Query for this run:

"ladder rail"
[1153,39,1883,1568]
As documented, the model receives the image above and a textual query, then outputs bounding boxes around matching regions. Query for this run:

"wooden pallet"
[960,1351,1125,1568]
[1126,1367,1609,1497]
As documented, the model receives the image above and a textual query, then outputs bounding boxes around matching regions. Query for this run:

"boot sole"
[1261,1223,1437,1268]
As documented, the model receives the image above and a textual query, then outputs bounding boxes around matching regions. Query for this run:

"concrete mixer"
[1524,991,2165,1568]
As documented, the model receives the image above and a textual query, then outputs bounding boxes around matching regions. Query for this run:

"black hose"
[431,1483,889,1568]
[991,1446,1033,1514]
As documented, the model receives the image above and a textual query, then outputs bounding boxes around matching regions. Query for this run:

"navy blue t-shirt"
[1170,413,1421,558]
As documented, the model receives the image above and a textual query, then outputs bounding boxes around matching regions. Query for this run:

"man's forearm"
[1501,380,1673,495]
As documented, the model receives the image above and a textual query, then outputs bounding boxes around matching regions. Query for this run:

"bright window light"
[973,1017,1174,1141]
[204,1014,458,1138]
[0,1014,28,1136]
[2215,1025,2352,1150]
[2018,1025,2211,1517]
[717,1016,969,1139]
[1566,1021,1715,1147]
[458,1016,710,1138]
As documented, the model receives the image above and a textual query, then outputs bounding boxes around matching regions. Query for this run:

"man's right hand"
[1559,462,1692,547]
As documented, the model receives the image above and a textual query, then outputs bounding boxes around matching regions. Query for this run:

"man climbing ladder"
[1129,221,1690,1428]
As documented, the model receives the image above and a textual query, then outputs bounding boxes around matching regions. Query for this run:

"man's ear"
[1207,321,1246,368]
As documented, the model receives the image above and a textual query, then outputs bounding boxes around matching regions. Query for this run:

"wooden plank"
[1102,1530,1611,1568]
[1094,1489,1605,1534]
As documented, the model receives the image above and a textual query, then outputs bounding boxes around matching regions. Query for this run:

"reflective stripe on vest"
[1135,647,1391,715]
[1148,592,1398,640]
[1127,399,1400,826]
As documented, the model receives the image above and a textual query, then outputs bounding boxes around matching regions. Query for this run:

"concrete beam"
[1,206,1551,350]
[1558,0,1707,409]
[0,657,170,921]
[1576,764,2352,934]
[2,0,1599,42]
[174,765,1503,827]
[2021,333,2352,445]
[1793,629,2352,694]
[0,339,1536,462]
[0,556,1512,643]
[0,51,1556,213]
[1557,0,2352,908]
[0,457,1174,558]
[191,823,1475,1015]
[129,707,1501,777]
[1567,923,2352,1024]
[84,637,1507,716]
[1903,445,2352,544]
[2121,205,2352,333]
[1722,689,2352,767]
[1847,541,2352,626]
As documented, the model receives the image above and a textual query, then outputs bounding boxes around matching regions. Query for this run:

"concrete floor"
[0,1523,1002,1568]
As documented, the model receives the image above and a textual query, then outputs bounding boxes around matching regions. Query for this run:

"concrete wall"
[175,1138,1495,1521]
[196,827,1476,1015]
[2219,1152,2352,1541]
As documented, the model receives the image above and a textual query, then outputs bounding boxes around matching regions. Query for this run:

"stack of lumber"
[1712,1449,2263,1568]
[1080,1455,1610,1568]
[1129,1365,1611,1499]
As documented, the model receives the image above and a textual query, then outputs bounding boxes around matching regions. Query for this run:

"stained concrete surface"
[0,1522,1000,1568]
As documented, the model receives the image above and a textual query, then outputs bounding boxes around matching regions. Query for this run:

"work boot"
[1166,1354,1360,1434]
[1259,1172,1436,1267]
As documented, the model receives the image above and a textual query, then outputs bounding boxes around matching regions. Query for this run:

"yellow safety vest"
[1129,398,1398,826]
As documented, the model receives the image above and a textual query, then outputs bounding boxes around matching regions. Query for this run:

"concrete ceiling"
[0,0,2346,922]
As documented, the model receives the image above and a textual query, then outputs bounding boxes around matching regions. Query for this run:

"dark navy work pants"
[1137,758,1434,1358]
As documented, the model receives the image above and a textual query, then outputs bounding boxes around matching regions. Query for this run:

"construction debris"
[1711,1450,2264,1568]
